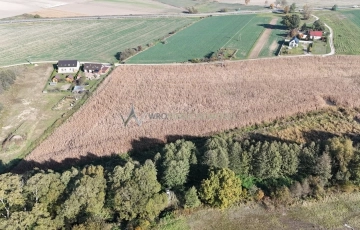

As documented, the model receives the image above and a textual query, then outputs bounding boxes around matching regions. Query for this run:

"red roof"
[310,31,322,37]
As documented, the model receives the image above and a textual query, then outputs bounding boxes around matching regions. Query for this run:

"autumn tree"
[302,4,313,20]
[199,168,242,209]
[328,137,354,182]
[281,14,301,30]
[314,152,332,184]
[283,5,290,14]
[0,173,25,219]
[55,165,107,227]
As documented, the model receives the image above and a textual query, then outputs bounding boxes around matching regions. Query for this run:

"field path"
[248,17,278,59]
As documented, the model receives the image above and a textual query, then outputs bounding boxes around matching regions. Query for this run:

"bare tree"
[302,4,313,20]
[245,0,250,5]
[283,5,290,14]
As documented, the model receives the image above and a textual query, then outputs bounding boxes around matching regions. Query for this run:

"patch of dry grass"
[21,56,360,168]
[161,192,360,230]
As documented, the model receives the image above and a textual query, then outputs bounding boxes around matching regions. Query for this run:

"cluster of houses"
[289,30,324,48]
[50,60,110,93]
[54,60,109,79]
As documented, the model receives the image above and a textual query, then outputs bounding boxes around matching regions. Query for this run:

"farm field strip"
[127,15,271,63]
[0,18,196,66]
[258,17,286,57]
[317,10,360,55]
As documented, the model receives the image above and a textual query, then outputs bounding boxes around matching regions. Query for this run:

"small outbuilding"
[52,75,60,83]
[72,85,85,94]
[65,75,74,83]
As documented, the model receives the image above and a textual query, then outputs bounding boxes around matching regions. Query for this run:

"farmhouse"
[289,36,299,48]
[84,63,103,73]
[58,60,80,73]
[309,31,322,40]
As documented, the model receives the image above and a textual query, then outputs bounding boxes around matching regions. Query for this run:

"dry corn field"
[22,56,360,168]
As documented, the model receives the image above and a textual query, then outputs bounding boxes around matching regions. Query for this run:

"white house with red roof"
[309,31,323,40]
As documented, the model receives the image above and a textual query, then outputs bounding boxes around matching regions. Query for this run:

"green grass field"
[317,10,360,55]
[0,18,196,67]
[127,15,271,63]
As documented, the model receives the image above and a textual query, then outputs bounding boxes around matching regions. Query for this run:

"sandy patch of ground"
[31,8,86,18]
[52,0,181,16]
[0,1,39,19]
[0,64,66,164]
[23,56,360,167]
[248,17,277,59]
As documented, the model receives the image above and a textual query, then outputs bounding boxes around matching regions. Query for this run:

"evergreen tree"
[184,186,201,209]
[161,139,197,188]
[280,143,299,176]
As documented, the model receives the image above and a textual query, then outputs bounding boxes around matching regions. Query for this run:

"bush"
[0,70,16,94]
[220,8,228,12]
[332,4,338,11]
[119,48,137,61]
[34,14,41,18]
[186,7,198,14]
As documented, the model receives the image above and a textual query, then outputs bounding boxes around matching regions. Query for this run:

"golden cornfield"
[23,56,360,167]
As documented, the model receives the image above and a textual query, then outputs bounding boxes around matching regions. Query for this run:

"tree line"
[1,133,360,229]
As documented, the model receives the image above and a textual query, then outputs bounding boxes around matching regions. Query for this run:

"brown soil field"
[22,56,360,168]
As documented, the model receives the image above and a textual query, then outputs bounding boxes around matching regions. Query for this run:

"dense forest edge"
[1,107,360,229]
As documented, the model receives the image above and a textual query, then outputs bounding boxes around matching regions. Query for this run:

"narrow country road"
[312,14,335,56]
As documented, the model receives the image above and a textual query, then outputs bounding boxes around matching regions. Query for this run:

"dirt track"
[248,17,278,59]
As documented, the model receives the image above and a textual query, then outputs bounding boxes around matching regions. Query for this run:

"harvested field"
[22,56,360,168]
